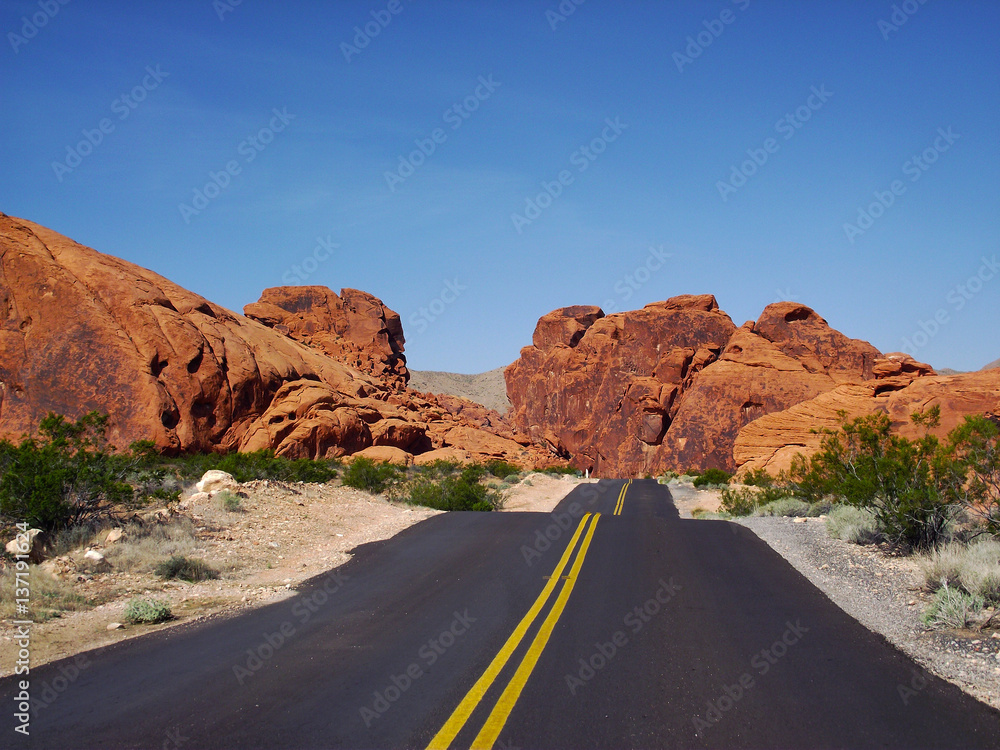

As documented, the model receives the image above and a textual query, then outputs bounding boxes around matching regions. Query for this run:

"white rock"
[104,528,123,545]
[84,549,106,564]
[5,528,44,562]
[196,470,237,494]
[107,622,124,631]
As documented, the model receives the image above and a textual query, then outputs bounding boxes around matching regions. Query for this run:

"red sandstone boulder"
[506,298,885,476]
[244,286,408,389]
[733,365,1000,476]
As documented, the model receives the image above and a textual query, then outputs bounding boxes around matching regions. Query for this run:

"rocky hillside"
[984,358,1000,371]
[0,214,554,468]
[408,368,510,413]
[505,295,999,477]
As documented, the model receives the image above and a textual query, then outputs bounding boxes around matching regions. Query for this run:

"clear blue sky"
[2,0,997,373]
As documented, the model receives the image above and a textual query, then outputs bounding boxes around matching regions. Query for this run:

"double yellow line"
[613,479,632,515]
[426,513,601,750]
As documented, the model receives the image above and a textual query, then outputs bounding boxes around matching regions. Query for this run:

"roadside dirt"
[0,473,587,676]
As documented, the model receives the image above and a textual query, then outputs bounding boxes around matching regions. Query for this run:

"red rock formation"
[0,214,556,469]
[734,359,1000,476]
[506,297,884,476]
[244,286,408,389]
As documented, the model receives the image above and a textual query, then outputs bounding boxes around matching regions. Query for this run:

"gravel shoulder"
[669,481,1000,711]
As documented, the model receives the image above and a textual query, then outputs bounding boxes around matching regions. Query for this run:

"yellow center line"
[470,513,601,749]
[425,513,594,750]
[614,479,631,515]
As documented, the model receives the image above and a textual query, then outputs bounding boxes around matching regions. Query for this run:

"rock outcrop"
[734,361,1000,476]
[244,286,409,389]
[0,214,553,468]
[506,297,883,476]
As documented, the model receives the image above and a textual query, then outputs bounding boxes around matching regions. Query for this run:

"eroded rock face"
[0,214,369,453]
[0,214,556,469]
[506,297,884,476]
[734,363,1000,476]
[244,286,408,389]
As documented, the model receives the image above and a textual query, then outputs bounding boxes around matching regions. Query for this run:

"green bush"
[154,449,339,484]
[742,468,776,488]
[541,465,581,476]
[719,487,759,516]
[216,489,243,512]
[693,468,732,488]
[921,540,1000,604]
[788,410,951,549]
[922,584,984,630]
[415,460,462,480]
[825,505,882,545]
[485,460,520,479]
[123,597,173,625]
[400,465,502,512]
[0,412,134,531]
[341,458,402,494]
[755,498,811,517]
[154,555,219,582]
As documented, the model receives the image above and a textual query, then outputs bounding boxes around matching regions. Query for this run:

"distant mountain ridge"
[983,359,1000,371]
[408,368,510,413]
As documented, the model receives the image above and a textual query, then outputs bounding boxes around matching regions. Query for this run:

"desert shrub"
[124,597,173,625]
[938,416,1000,535]
[0,412,134,531]
[0,566,89,620]
[48,524,102,556]
[788,410,950,549]
[719,487,759,516]
[401,465,502,512]
[743,468,778,488]
[693,468,732,488]
[103,518,198,573]
[825,505,882,545]
[807,500,834,517]
[658,471,679,483]
[922,584,984,630]
[341,458,402,494]
[541,465,581,476]
[416,460,462,480]
[216,490,243,512]
[921,540,1000,604]
[155,555,219,582]
[485,460,520,479]
[755,498,811,517]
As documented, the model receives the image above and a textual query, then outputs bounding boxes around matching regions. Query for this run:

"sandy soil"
[0,473,586,676]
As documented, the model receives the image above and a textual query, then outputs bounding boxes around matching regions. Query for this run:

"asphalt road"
[4,479,1000,749]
